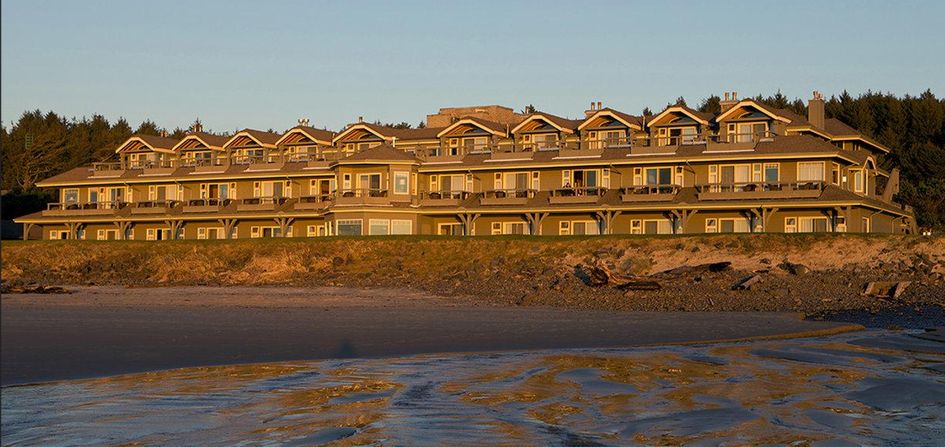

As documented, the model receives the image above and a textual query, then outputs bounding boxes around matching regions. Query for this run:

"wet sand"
[1,286,859,385]
[3,330,943,446]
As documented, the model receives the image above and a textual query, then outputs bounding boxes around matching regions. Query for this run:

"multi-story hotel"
[17,92,915,240]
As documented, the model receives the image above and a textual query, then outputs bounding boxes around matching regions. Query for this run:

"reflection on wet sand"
[3,329,943,446]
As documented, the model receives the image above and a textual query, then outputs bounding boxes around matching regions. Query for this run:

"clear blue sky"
[2,0,943,133]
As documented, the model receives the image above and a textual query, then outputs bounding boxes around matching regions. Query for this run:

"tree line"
[2,90,943,229]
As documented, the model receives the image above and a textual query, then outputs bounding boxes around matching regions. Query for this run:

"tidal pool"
[2,330,943,446]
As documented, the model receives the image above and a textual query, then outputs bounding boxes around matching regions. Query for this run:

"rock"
[778,261,809,276]
[575,264,609,287]
[708,262,732,272]
[732,274,762,290]
[616,280,661,291]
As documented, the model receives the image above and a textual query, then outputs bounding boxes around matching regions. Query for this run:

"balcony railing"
[548,186,607,204]
[45,201,127,215]
[130,200,179,214]
[183,198,232,212]
[294,194,334,210]
[418,190,471,206]
[695,181,825,200]
[480,188,536,205]
[237,196,288,211]
[621,185,681,202]
[334,188,390,206]
[91,162,125,177]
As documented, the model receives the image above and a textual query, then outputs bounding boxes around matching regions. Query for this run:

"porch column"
[164,219,183,240]
[218,218,238,239]
[113,221,132,240]
[22,223,34,240]
[458,213,480,236]
[66,222,84,240]
[524,212,548,235]
[677,209,698,234]
[761,207,779,232]
[594,210,621,235]
[274,217,294,237]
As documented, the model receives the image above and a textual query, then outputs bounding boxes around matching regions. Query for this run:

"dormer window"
[729,122,768,143]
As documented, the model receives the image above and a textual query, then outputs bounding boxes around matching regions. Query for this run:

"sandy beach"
[0,286,859,385]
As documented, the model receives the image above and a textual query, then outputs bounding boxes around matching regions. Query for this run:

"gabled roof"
[223,129,281,149]
[715,100,792,123]
[510,112,581,134]
[115,134,180,154]
[823,119,890,153]
[436,117,508,138]
[577,108,643,131]
[172,132,229,152]
[332,122,445,144]
[646,106,711,127]
[339,143,418,163]
[275,126,335,146]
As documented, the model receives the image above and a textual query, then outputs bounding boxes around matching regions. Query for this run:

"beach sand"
[1,286,859,385]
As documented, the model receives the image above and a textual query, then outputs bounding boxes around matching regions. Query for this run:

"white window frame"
[368,219,390,236]
[393,172,410,195]
[797,161,826,182]
[391,219,412,235]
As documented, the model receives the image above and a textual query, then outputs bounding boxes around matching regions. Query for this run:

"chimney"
[191,119,203,133]
[298,117,311,127]
[160,129,168,138]
[584,101,598,118]
[597,101,602,110]
[357,116,364,123]
[719,91,738,112]
[808,90,825,129]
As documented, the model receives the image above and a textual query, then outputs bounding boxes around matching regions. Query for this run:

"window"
[336,219,362,236]
[764,163,780,184]
[369,219,390,236]
[643,219,673,235]
[391,220,412,235]
[503,222,527,235]
[720,165,751,188]
[503,172,530,191]
[561,221,599,235]
[674,166,684,186]
[852,170,864,193]
[862,217,871,233]
[798,162,825,182]
[831,163,841,185]
[393,172,409,194]
[49,230,69,240]
[63,189,79,204]
[735,122,767,143]
[257,181,285,198]
[146,228,172,241]
[798,217,830,233]
[201,183,232,200]
[721,218,750,233]
[307,225,328,237]
[359,174,382,193]
[434,174,465,193]
[342,173,352,190]
[784,217,797,233]
[311,179,335,196]
[250,226,282,238]
[705,218,718,233]
[630,220,642,235]
[439,223,464,236]
[571,169,598,188]
[644,167,672,186]
[197,227,226,240]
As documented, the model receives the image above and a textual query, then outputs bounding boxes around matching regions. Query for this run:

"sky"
[2,0,944,133]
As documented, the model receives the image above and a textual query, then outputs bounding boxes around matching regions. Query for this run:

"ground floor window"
[630,219,672,235]
[146,228,173,241]
[492,221,527,235]
[251,226,284,238]
[705,218,750,233]
[369,219,390,236]
[862,217,871,233]
[391,220,412,235]
[798,217,830,233]
[307,224,329,237]
[438,223,464,236]
[49,230,69,240]
[336,219,362,236]
[197,227,232,240]
[559,220,599,235]
[97,229,120,240]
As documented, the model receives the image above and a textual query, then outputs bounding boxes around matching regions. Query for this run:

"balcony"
[182,198,232,213]
[334,189,390,206]
[627,136,704,156]
[231,154,286,172]
[413,145,468,163]
[548,187,607,205]
[559,137,632,158]
[480,189,536,206]
[294,194,334,210]
[45,201,127,216]
[489,143,538,161]
[418,190,471,207]
[181,158,228,173]
[91,162,125,178]
[621,185,680,202]
[133,160,177,176]
[130,200,178,215]
[704,131,776,152]
[695,182,825,201]
[236,196,290,211]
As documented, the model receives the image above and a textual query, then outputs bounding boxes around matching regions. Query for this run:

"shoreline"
[2,286,862,386]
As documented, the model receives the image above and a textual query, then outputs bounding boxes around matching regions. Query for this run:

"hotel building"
[17,92,915,240]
